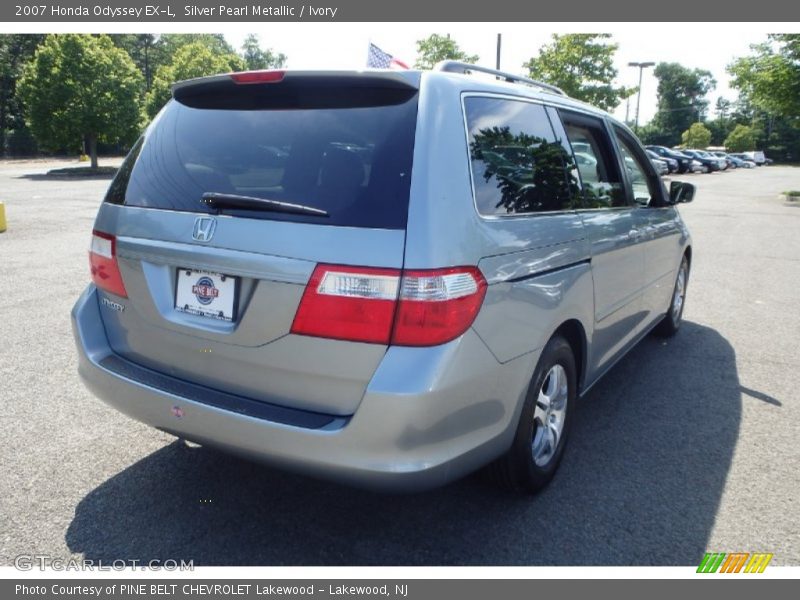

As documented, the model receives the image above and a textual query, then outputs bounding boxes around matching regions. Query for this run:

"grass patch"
[45,166,118,177]
[783,190,800,197]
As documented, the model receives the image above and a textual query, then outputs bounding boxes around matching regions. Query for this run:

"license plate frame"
[174,268,238,322]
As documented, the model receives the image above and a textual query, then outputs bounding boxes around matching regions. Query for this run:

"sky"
[221,23,780,124]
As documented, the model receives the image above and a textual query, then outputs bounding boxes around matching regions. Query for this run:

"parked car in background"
[728,153,757,168]
[679,149,720,173]
[646,145,694,173]
[646,149,678,173]
[742,150,767,165]
[645,153,669,176]
[710,151,738,169]
[693,150,728,170]
[689,159,706,173]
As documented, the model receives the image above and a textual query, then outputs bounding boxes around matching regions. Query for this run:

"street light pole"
[628,61,655,130]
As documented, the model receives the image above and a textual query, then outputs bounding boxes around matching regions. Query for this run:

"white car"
[742,151,767,165]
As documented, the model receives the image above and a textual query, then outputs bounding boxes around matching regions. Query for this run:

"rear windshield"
[106,92,418,229]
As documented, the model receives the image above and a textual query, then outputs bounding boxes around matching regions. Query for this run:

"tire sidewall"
[510,336,577,490]
[668,257,689,330]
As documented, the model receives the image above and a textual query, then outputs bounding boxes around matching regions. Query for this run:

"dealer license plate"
[175,268,237,321]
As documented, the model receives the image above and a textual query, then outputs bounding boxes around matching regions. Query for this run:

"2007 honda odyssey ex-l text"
[72,62,695,493]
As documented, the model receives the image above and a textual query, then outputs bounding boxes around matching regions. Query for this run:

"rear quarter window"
[464,96,578,216]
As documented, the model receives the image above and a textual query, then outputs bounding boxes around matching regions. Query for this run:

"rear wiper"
[201,192,329,217]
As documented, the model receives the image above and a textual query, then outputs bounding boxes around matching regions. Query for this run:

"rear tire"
[489,335,576,493]
[654,256,689,338]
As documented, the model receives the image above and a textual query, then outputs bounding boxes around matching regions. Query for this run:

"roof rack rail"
[433,61,567,96]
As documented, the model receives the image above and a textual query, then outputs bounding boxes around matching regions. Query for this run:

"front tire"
[654,256,689,337]
[489,335,576,493]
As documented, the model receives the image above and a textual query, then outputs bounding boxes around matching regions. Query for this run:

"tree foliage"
[240,34,286,70]
[17,34,143,167]
[648,63,716,147]
[414,34,478,70]
[728,34,800,118]
[110,34,166,91]
[724,124,758,152]
[0,34,45,153]
[681,122,712,149]
[111,34,247,93]
[160,34,237,59]
[145,41,245,118]
[523,34,633,112]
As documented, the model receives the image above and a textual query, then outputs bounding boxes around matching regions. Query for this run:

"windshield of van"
[105,93,419,229]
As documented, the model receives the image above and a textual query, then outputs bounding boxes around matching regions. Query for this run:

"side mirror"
[669,181,695,204]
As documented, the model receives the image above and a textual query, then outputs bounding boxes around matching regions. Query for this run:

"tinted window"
[105,137,143,205]
[615,129,661,207]
[107,94,418,229]
[561,117,628,209]
[465,97,576,215]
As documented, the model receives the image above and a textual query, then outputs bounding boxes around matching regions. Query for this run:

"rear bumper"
[72,285,535,491]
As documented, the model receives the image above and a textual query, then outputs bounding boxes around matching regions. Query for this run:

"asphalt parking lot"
[1,159,798,566]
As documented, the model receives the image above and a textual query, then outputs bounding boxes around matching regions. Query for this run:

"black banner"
[2,0,800,22]
[5,579,797,600]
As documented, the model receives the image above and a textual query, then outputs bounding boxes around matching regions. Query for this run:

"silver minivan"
[72,62,694,493]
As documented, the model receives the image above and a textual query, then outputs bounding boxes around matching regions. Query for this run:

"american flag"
[367,43,409,70]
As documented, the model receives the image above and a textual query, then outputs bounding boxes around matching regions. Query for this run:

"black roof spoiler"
[172,69,420,103]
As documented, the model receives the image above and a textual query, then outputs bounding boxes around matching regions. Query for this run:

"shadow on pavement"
[66,321,740,565]
[17,170,116,181]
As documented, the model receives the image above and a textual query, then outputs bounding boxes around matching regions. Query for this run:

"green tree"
[0,34,45,153]
[762,114,800,162]
[110,34,167,91]
[240,34,286,70]
[728,34,800,118]
[681,122,712,149]
[145,41,245,118]
[648,63,716,147]
[160,34,236,59]
[523,34,633,112]
[724,124,758,152]
[414,34,478,70]
[715,97,732,119]
[17,34,143,168]
[636,122,665,146]
[705,98,736,146]
[705,118,731,147]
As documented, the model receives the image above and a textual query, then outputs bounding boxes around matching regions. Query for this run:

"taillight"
[89,230,127,298]
[291,265,400,344]
[230,70,285,84]
[392,267,487,346]
[290,265,486,347]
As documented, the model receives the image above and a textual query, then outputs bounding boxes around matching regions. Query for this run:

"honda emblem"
[192,217,216,242]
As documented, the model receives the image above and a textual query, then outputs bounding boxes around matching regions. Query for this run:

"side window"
[615,130,660,206]
[560,117,628,209]
[464,97,576,215]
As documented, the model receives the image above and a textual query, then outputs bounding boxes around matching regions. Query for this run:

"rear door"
[93,71,420,416]
[612,126,683,323]
[557,110,646,374]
